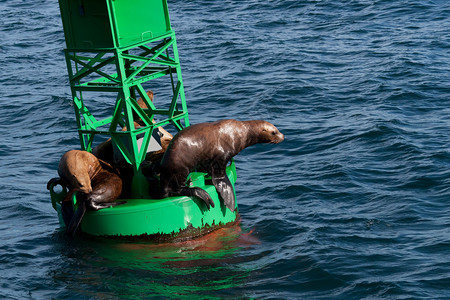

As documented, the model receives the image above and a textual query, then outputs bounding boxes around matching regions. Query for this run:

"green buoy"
[49,0,238,239]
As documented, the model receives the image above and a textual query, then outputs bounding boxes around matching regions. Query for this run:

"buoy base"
[51,161,238,240]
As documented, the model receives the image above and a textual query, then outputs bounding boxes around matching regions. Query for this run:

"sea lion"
[47,150,123,236]
[136,90,154,111]
[159,119,284,211]
[147,126,173,161]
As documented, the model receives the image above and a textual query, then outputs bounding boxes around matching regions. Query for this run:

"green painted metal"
[59,0,171,49]
[58,0,190,173]
[64,39,189,171]
[54,0,239,238]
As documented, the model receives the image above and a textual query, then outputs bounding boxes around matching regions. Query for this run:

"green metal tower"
[59,0,189,196]
[51,0,239,239]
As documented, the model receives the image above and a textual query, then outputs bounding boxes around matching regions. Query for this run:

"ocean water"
[1,0,449,298]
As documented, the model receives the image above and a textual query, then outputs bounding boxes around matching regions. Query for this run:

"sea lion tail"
[66,201,87,237]
[180,187,215,210]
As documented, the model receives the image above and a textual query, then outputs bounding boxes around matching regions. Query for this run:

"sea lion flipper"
[211,171,235,212]
[66,201,87,237]
[180,187,215,210]
[61,201,74,229]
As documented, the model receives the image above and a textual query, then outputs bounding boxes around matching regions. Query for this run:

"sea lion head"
[254,120,284,144]
[59,150,95,195]
[71,173,92,194]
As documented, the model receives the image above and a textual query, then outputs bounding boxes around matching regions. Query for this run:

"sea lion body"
[47,150,123,235]
[84,169,123,210]
[159,119,284,211]
[57,150,102,194]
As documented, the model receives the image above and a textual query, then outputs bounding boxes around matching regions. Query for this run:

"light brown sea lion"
[47,150,123,235]
[136,90,154,111]
[55,150,101,194]
[159,119,284,211]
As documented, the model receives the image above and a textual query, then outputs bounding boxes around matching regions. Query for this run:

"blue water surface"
[0,0,449,299]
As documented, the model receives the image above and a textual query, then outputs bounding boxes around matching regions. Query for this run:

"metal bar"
[125,69,170,86]
[71,86,123,92]
[79,112,186,135]
[126,95,153,127]
[135,83,157,111]
[71,55,117,83]
[122,51,177,67]
[86,132,96,153]
[64,48,115,54]
[121,53,153,63]
[119,31,174,51]
[70,55,120,84]
[137,127,155,163]
[123,38,174,83]
[168,81,181,118]
[73,52,106,76]
[92,116,114,128]
[106,0,119,49]
[149,59,178,68]
[109,94,124,132]
[133,39,171,67]
[110,134,133,165]
[148,109,170,115]
[171,37,189,127]
[73,96,97,129]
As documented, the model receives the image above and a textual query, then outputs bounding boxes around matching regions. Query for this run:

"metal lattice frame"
[64,31,189,172]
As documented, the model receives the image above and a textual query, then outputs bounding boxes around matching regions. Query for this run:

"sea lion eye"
[272,131,277,135]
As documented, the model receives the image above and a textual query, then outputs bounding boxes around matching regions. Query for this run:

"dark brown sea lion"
[159,119,284,211]
[47,150,123,236]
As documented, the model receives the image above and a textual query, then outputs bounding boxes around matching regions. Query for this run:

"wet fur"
[159,119,284,211]
[47,150,123,236]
